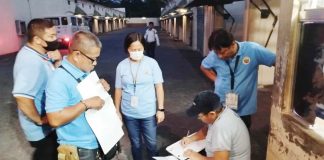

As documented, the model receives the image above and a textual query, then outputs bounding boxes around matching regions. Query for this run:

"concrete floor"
[0,27,271,160]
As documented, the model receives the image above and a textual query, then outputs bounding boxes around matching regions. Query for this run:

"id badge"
[131,96,139,107]
[225,92,238,110]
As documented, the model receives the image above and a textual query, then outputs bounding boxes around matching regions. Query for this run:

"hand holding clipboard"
[166,132,206,160]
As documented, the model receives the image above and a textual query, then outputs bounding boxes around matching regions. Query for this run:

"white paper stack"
[77,71,124,154]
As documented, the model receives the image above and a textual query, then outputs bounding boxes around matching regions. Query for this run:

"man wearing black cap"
[181,91,250,160]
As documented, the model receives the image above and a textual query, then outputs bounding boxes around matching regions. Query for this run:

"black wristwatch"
[157,108,165,112]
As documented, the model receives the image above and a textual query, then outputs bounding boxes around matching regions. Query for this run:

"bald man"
[45,31,110,160]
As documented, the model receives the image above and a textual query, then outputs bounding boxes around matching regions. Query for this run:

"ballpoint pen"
[186,130,190,137]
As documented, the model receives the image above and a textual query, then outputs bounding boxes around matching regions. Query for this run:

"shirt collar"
[61,56,88,80]
[24,46,51,61]
[235,41,242,56]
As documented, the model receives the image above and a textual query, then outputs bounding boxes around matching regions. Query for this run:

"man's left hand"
[156,110,165,124]
[184,149,200,160]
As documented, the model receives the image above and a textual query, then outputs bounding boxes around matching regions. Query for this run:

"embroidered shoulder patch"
[242,56,251,64]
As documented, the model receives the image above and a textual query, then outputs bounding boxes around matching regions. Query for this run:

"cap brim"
[186,105,200,117]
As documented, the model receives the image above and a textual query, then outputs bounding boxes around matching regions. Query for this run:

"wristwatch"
[157,108,165,112]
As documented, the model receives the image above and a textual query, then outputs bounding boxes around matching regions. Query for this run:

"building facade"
[160,0,278,85]
[161,0,324,159]
[0,0,126,56]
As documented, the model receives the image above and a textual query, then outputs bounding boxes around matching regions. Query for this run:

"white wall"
[247,0,279,85]
[224,0,277,85]
[126,18,160,26]
[224,1,245,41]
[0,0,125,55]
[30,0,73,18]
[192,7,198,50]
[29,0,124,18]
[0,0,30,55]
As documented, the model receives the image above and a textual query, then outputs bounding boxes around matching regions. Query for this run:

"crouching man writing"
[181,91,251,160]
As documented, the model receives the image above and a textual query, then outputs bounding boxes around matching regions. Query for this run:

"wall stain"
[282,115,324,157]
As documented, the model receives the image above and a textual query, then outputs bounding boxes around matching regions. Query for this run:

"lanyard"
[25,46,55,71]
[59,65,83,83]
[129,59,142,95]
[25,46,52,62]
[225,55,240,90]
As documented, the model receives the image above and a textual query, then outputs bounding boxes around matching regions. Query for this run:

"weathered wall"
[267,0,324,159]
[218,0,278,85]
[247,0,279,85]
[126,18,160,26]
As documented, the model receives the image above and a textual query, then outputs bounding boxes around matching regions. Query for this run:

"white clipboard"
[166,133,206,160]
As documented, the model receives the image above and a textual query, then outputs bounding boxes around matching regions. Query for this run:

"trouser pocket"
[57,144,79,160]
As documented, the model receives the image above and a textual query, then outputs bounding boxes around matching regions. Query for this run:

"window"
[15,20,26,35]
[77,17,82,26]
[61,17,68,25]
[84,19,89,26]
[45,18,60,25]
[293,22,324,124]
[71,17,77,25]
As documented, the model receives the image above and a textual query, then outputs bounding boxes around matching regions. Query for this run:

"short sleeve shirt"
[201,42,276,116]
[206,108,251,160]
[12,46,54,141]
[145,28,158,43]
[115,56,163,119]
[46,58,98,149]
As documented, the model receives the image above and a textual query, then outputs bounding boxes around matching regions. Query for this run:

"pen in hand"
[181,130,191,147]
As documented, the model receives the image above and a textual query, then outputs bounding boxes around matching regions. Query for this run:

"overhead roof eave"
[105,12,112,18]
[185,0,244,8]
[93,10,102,17]
[74,6,87,16]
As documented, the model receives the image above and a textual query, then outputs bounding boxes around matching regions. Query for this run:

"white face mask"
[129,50,144,61]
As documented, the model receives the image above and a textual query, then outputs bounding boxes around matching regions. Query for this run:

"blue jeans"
[123,115,157,160]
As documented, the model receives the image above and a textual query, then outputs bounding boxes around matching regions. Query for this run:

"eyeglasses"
[75,50,97,65]
[197,114,206,120]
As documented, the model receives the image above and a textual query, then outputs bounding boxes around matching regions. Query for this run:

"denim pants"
[123,115,157,160]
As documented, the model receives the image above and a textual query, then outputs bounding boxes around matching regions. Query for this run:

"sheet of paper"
[77,71,124,154]
[309,117,324,137]
[166,134,206,160]
[153,156,179,160]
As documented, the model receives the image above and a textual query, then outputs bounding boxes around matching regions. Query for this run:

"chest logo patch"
[242,56,251,65]
[144,70,150,75]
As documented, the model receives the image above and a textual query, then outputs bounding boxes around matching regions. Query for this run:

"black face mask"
[43,40,60,51]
